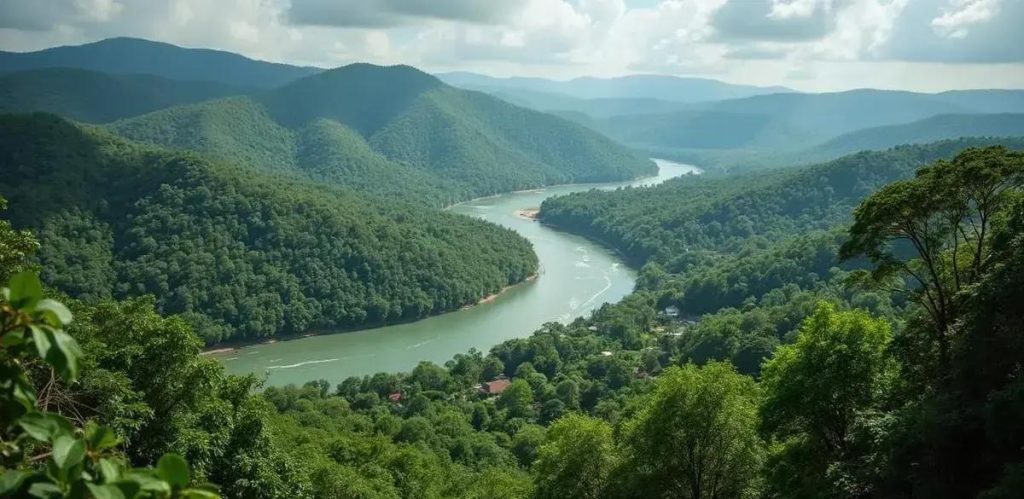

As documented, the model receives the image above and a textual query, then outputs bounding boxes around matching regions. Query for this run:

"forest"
[107,64,654,206]
[2,36,1024,499]
[0,113,538,344]
[3,143,1022,498]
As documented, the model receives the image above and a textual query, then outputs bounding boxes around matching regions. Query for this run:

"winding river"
[218,159,700,386]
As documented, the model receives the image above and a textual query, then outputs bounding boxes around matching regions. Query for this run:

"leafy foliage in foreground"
[4,143,1024,498]
[0,114,537,343]
[0,271,216,498]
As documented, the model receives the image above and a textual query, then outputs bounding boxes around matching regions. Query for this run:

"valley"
[2,30,1023,499]
[218,159,700,385]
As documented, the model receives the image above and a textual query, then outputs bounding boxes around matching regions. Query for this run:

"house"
[388,391,402,402]
[663,305,680,318]
[480,378,511,395]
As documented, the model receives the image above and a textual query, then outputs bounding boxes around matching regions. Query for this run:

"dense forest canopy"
[107,64,655,206]
[0,68,252,123]
[3,143,1022,498]
[0,113,538,344]
[2,34,1024,499]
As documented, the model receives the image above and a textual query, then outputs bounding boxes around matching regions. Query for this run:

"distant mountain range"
[0,37,320,88]
[2,36,1023,178]
[438,71,791,104]
[0,68,252,122]
[106,63,654,204]
[560,89,1024,153]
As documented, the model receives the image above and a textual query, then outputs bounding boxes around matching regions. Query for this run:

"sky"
[1,0,1022,92]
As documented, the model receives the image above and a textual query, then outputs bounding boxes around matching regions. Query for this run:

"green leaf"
[181,489,221,499]
[110,480,141,499]
[125,472,170,494]
[86,422,120,451]
[5,366,36,410]
[98,459,122,483]
[8,271,43,310]
[156,453,190,488]
[51,435,86,475]
[30,325,54,365]
[19,411,74,442]
[87,483,127,499]
[36,299,73,327]
[31,326,82,381]
[0,470,27,495]
[26,482,62,498]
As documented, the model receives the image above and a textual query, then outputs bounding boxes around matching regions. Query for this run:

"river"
[218,159,701,386]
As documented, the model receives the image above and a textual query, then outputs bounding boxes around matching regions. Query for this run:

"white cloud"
[931,0,1000,38]
[0,0,1021,91]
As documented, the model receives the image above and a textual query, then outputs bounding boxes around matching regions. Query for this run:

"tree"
[616,363,763,499]
[0,196,38,281]
[497,379,535,419]
[0,271,216,498]
[760,303,895,497]
[532,414,615,499]
[840,146,1024,372]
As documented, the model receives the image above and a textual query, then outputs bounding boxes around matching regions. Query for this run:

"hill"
[540,137,1024,312]
[438,71,790,102]
[0,37,320,88]
[811,113,1024,157]
[0,68,252,122]
[476,87,694,117]
[110,64,656,205]
[0,113,539,343]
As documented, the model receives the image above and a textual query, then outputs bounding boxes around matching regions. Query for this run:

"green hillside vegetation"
[0,68,252,123]
[4,143,1022,498]
[0,37,320,88]
[110,64,655,206]
[812,112,1024,156]
[540,138,1024,338]
[0,113,538,344]
[564,89,1024,166]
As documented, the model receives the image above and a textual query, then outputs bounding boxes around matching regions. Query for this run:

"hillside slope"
[0,113,538,343]
[540,137,1024,312]
[0,68,252,122]
[811,113,1024,157]
[438,71,790,102]
[0,37,320,87]
[110,64,656,205]
[567,89,1024,152]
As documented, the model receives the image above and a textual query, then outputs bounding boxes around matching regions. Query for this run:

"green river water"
[217,159,700,386]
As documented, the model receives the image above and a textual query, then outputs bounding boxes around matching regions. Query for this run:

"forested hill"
[109,63,655,205]
[540,137,1024,314]
[0,68,253,122]
[0,113,538,343]
[0,37,320,87]
[568,89,1024,154]
[811,112,1024,157]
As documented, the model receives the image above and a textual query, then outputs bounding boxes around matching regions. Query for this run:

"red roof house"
[481,379,511,395]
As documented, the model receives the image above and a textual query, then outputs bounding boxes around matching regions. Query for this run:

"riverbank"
[514,208,539,220]
[203,273,540,355]
[215,159,695,384]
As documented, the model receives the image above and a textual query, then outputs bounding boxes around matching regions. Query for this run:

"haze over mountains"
[2,28,1024,499]
[3,37,1021,172]
[0,37,319,88]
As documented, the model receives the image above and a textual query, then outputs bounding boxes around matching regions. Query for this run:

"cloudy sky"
[1,0,1022,92]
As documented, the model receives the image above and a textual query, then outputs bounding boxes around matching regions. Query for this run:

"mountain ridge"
[0,37,321,87]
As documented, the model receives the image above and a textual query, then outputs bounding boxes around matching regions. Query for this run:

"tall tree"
[532,413,615,499]
[616,363,763,499]
[840,146,1024,372]
[760,303,895,497]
